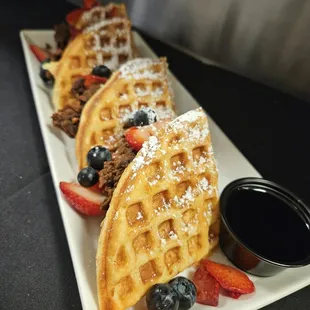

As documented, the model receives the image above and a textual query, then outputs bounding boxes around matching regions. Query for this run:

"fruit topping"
[66,0,99,27]
[132,108,157,126]
[40,59,54,85]
[203,260,255,295]
[226,291,242,299]
[125,120,168,152]
[84,0,99,9]
[91,65,112,78]
[146,283,180,310]
[83,75,108,88]
[193,265,220,307]
[87,146,112,170]
[59,181,105,216]
[77,167,99,187]
[29,44,48,62]
[124,126,151,152]
[169,277,197,310]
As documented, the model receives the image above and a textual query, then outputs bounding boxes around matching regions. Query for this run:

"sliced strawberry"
[193,266,220,307]
[59,182,105,216]
[29,44,48,62]
[84,0,99,9]
[125,120,169,152]
[226,291,242,299]
[66,8,85,26]
[88,183,101,194]
[203,260,255,295]
[125,126,151,152]
[83,75,107,88]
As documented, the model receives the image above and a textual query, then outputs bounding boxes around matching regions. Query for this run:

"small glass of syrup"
[220,178,310,277]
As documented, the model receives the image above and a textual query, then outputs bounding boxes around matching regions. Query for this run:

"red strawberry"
[125,120,169,152]
[29,44,48,62]
[203,260,255,295]
[193,266,220,307]
[226,291,242,299]
[66,8,85,26]
[59,182,105,216]
[83,75,107,88]
[84,0,99,9]
[125,126,151,152]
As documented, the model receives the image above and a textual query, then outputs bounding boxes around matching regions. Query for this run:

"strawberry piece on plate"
[29,44,48,62]
[226,291,242,299]
[203,260,255,295]
[193,265,220,307]
[59,182,106,216]
[83,75,108,88]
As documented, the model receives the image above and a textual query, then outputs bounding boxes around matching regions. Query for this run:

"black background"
[1,0,310,309]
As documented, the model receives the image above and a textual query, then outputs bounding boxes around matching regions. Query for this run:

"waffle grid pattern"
[97,109,219,310]
[77,58,176,168]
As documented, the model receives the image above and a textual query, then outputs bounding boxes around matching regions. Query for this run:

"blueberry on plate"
[91,65,112,78]
[146,284,179,310]
[40,58,54,85]
[133,107,157,126]
[169,277,197,310]
[77,167,99,187]
[87,146,112,170]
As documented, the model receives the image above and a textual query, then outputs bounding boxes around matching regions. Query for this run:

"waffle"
[44,7,134,110]
[76,58,176,169]
[75,3,128,31]
[96,108,219,310]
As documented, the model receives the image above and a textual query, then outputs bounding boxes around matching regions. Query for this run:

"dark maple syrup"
[225,187,310,264]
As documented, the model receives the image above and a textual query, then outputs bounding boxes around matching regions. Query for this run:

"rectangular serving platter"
[20,29,310,310]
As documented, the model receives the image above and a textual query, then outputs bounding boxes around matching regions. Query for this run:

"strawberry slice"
[83,75,107,88]
[125,120,169,152]
[59,182,105,216]
[125,126,151,152]
[66,8,86,26]
[29,44,48,62]
[203,260,255,295]
[84,0,99,9]
[193,265,220,307]
[226,291,242,299]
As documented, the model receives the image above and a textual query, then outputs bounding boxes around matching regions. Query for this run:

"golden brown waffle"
[44,10,134,110]
[75,3,128,31]
[96,108,219,310]
[76,58,176,169]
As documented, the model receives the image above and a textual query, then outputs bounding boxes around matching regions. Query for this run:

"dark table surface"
[1,0,310,309]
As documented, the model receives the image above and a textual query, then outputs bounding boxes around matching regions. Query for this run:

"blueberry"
[87,146,112,170]
[169,277,197,310]
[91,65,112,78]
[77,167,99,187]
[133,108,157,126]
[39,58,54,85]
[146,284,179,310]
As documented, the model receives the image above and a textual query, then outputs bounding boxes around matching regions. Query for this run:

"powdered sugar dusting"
[83,18,132,70]
[132,136,160,173]
[119,58,163,80]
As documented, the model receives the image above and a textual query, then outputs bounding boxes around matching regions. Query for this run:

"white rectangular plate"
[20,30,310,310]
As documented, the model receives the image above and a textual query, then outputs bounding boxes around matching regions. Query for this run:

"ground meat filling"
[99,139,136,210]
[51,78,101,137]
[52,105,82,138]
[54,22,70,52]
[71,79,101,106]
